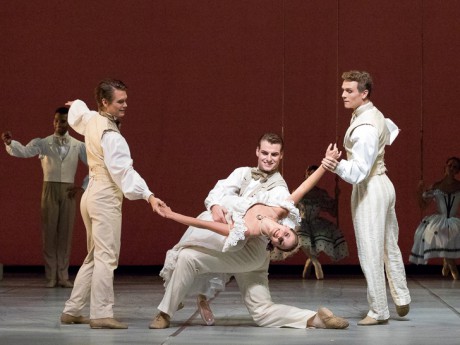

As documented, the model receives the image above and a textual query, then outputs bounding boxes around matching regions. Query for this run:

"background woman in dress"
[296,165,349,279]
[409,156,460,280]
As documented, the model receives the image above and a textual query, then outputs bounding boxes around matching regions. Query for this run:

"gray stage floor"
[1,270,459,345]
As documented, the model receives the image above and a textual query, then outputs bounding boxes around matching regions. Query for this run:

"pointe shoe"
[312,260,324,280]
[442,259,450,277]
[149,312,170,329]
[58,280,73,288]
[396,304,410,317]
[450,265,459,280]
[60,313,90,324]
[357,316,388,326]
[302,259,312,279]
[90,317,128,329]
[445,259,460,280]
[197,295,215,326]
[316,307,349,329]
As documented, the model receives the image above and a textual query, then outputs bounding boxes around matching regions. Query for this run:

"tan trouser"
[158,237,315,328]
[41,181,76,282]
[352,174,411,320]
[63,177,123,319]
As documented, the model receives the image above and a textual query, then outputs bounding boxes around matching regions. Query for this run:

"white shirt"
[5,133,88,187]
[335,125,379,185]
[68,100,153,201]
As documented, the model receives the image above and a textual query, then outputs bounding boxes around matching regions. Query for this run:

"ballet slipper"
[302,258,312,279]
[308,307,349,329]
[357,315,388,326]
[197,294,215,326]
[396,304,410,317]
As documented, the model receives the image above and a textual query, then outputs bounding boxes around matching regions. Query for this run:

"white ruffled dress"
[159,192,300,298]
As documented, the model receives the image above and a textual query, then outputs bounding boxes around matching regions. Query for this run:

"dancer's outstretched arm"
[160,206,231,236]
[159,143,340,234]
[289,144,341,204]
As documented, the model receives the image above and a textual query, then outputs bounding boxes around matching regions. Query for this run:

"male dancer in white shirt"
[2,108,87,288]
[151,133,349,330]
[322,70,411,325]
[60,78,165,329]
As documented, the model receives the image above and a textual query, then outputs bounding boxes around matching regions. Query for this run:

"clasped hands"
[322,143,341,172]
[149,195,170,216]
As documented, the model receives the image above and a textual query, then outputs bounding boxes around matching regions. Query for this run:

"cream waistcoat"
[343,102,390,177]
[85,113,120,182]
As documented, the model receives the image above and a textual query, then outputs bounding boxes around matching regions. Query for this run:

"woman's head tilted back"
[262,218,299,252]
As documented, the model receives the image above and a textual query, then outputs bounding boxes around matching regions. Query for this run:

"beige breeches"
[63,178,123,319]
[158,237,315,328]
[352,174,411,320]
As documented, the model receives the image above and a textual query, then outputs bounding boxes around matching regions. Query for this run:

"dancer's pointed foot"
[302,258,312,279]
[442,259,450,277]
[197,295,215,326]
[445,259,459,280]
[449,263,459,280]
[312,260,324,280]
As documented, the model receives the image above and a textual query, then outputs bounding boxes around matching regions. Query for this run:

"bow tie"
[54,136,68,146]
[251,168,274,181]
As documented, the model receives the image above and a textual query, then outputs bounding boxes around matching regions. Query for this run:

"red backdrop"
[1,0,459,267]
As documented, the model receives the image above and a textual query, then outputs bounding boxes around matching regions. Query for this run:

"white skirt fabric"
[409,190,460,264]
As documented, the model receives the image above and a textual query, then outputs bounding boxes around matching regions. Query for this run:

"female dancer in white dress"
[158,146,341,324]
[409,156,460,280]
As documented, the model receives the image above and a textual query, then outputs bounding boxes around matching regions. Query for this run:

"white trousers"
[352,174,411,320]
[158,236,315,328]
[63,178,123,319]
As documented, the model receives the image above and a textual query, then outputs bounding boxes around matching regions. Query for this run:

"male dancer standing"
[322,70,411,325]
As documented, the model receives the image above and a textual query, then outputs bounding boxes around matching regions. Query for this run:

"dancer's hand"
[325,143,341,160]
[1,131,12,145]
[322,144,340,172]
[67,186,84,199]
[158,204,174,218]
[149,195,167,216]
[210,205,228,223]
[322,157,339,172]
